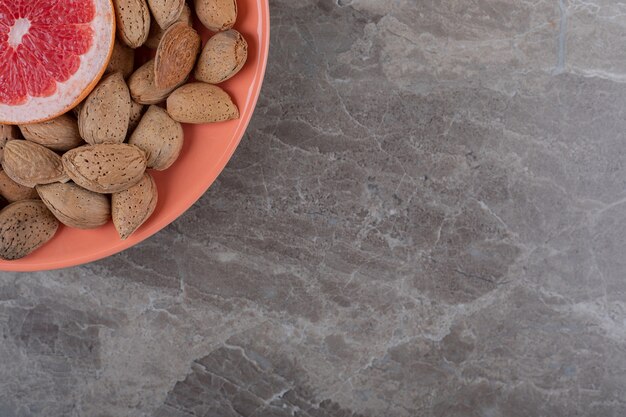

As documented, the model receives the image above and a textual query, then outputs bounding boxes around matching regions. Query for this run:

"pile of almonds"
[0,0,247,260]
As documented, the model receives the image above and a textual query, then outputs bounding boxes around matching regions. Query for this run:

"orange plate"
[0,0,270,272]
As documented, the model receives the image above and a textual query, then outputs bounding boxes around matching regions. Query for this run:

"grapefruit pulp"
[0,0,115,124]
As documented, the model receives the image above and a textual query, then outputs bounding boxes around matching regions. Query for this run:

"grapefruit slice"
[0,0,115,124]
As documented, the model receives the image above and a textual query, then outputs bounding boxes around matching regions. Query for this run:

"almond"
[79,72,132,145]
[128,100,146,136]
[62,144,147,194]
[194,0,237,32]
[0,200,59,260]
[2,140,69,188]
[0,125,20,161]
[19,114,84,152]
[155,22,201,90]
[166,82,239,124]
[106,41,136,78]
[147,0,185,29]
[195,29,248,84]
[145,4,191,49]
[112,172,157,239]
[128,59,185,104]
[0,170,39,203]
[113,0,151,48]
[37,182,111,229]
[0,124,20,139]
[128,106,184,170]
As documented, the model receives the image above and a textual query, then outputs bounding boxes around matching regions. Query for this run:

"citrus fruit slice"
[0,0,115,124]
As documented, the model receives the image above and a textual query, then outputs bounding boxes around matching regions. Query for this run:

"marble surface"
[2,0,626,415]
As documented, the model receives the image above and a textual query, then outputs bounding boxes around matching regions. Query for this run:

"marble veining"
[2,0,626,415]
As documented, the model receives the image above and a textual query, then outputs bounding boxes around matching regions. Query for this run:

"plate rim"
[0,0,271,272]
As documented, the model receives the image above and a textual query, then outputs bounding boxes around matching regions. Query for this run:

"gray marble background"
[3,0,626,415]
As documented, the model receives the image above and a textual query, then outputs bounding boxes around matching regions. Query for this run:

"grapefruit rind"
[0,0,116,125]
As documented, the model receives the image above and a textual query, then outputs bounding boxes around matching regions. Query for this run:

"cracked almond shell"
[112,172,158,239]
[62,144,148,194]
[0,200,59,260]
[2,140,69,188]
[37,182,111,229]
